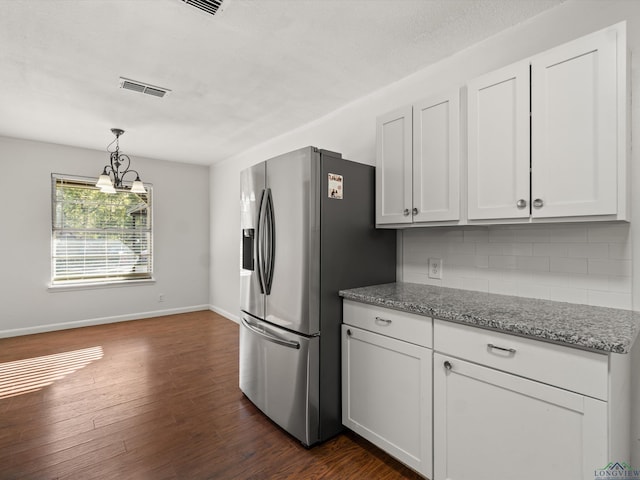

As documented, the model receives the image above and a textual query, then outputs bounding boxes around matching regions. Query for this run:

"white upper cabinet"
[467,61,530,220]
[467,22,628,222]
[376,106,413,225]
[413,91,460,223]
[531,26,620,219]
[376,90,460,226]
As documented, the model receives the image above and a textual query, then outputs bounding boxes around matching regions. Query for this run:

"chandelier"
[95,128,146,194]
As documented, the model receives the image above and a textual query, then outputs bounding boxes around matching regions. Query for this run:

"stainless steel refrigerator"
[239,146,396,446]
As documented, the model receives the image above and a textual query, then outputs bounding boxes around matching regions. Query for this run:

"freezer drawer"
[239,314,320,446]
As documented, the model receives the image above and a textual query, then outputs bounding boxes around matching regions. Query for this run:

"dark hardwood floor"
[0,311,424,479]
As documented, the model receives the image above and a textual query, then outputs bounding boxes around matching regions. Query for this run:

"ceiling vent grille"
[119,78,171,98]
[180,0,225,16]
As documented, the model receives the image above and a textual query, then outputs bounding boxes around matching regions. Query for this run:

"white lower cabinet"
[433,319,625,480]
[433,352,607,480]
[341,302,432,478]
[342,302,630,480]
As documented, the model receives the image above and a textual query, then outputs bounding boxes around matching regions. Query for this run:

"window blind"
[51,175,153,285]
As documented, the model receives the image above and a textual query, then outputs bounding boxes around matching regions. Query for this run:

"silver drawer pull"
[375,316,392,325]
[488,343,516,354]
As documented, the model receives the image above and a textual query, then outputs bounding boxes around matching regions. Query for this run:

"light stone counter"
[339,282,640,354]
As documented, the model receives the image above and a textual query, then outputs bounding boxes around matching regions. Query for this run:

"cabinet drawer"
[343,300,432,348]
[433,319,608,400]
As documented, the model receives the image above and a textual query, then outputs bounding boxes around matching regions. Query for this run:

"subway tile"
[446,254,478,267]
[446,242,476,255]
[514,227,550,243]
[423,277,443,287]
[420,228,464,242]
[502,243,533,256]
[402,251,428,271]
[566,243,608,259]
[461,277,489,292]
[588,258,632,277]
[401,220,634,309]
[533,243,569,257]
[587,290,632,310]
[475,255,489,268]
[548,287,588,305]
[402,271,429,285]
[516,256,550,272]
[441,276,464,289]
[488,228,515,243]
[448,265,485,280]
[549,257,588,274]
[489,255,517,270]
[587,223,630,243]
[544,272,609,291]
[516,283,550,300]
[488,279,519,296]
[609,243,632,260]
[548,226,588,243]
[608,276,632,293]
[463,227,489,243]
[476,243,504,256]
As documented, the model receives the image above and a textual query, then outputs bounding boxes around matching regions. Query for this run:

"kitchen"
[2,0,640,478]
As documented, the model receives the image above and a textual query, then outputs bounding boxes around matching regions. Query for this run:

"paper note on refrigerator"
[328,173,343,199]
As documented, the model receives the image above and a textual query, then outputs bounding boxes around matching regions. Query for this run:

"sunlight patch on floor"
[0,346,104,399]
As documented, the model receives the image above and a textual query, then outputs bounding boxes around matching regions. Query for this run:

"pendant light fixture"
[96,128,146,194]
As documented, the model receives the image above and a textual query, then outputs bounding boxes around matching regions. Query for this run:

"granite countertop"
[339,282,640,354]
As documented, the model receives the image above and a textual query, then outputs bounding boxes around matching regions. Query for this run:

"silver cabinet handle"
[403,208,410,216]
[532,198,544,209]
[375,316,392,325]
[444,360,452,371]
[412,207,418,215]
[516,199,527,209]
[488,343,516,354]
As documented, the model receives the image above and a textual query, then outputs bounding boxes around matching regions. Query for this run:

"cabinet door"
[375,105,413,225]
[342,325,432,477]
[531,26,619,218]
[413,90,460,222]
[467,61,530,220]
[433,353,607,480]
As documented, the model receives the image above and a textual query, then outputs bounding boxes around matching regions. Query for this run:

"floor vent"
[180,0,225,16]
[119,78,171,98]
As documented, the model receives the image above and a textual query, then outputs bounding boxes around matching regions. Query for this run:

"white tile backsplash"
[401,223,632,310]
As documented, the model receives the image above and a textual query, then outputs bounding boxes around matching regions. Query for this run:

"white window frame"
[50,174,154,289]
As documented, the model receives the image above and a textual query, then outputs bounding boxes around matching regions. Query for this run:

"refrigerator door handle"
[264,188,276,294]
[241,317,300,350]
[256,189,267,294]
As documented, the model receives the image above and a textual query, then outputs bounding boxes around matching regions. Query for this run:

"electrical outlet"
[428,258,443,279]
[158,294,165,303]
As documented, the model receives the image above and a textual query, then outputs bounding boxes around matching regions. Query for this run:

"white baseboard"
[209,305,240,324]
[0,305,210,339]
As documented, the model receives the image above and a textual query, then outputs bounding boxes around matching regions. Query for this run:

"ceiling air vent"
[119,78,171,98]
[180,0,225,16]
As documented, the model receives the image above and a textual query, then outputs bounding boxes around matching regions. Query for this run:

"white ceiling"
[0,0,565,165]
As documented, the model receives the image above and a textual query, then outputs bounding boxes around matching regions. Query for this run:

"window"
[51,174,153,286]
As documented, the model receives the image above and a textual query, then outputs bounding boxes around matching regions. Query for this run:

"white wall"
[0,135,210,337]
[210,0,640,315]
[210,0,640,463]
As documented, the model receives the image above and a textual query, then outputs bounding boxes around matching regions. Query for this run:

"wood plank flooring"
[0,311,424,479]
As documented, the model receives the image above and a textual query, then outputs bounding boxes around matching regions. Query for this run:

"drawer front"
[343,300,432,347]
[433,319,608,400]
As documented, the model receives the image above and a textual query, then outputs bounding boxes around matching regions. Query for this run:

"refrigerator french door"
[239,146,396,446]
